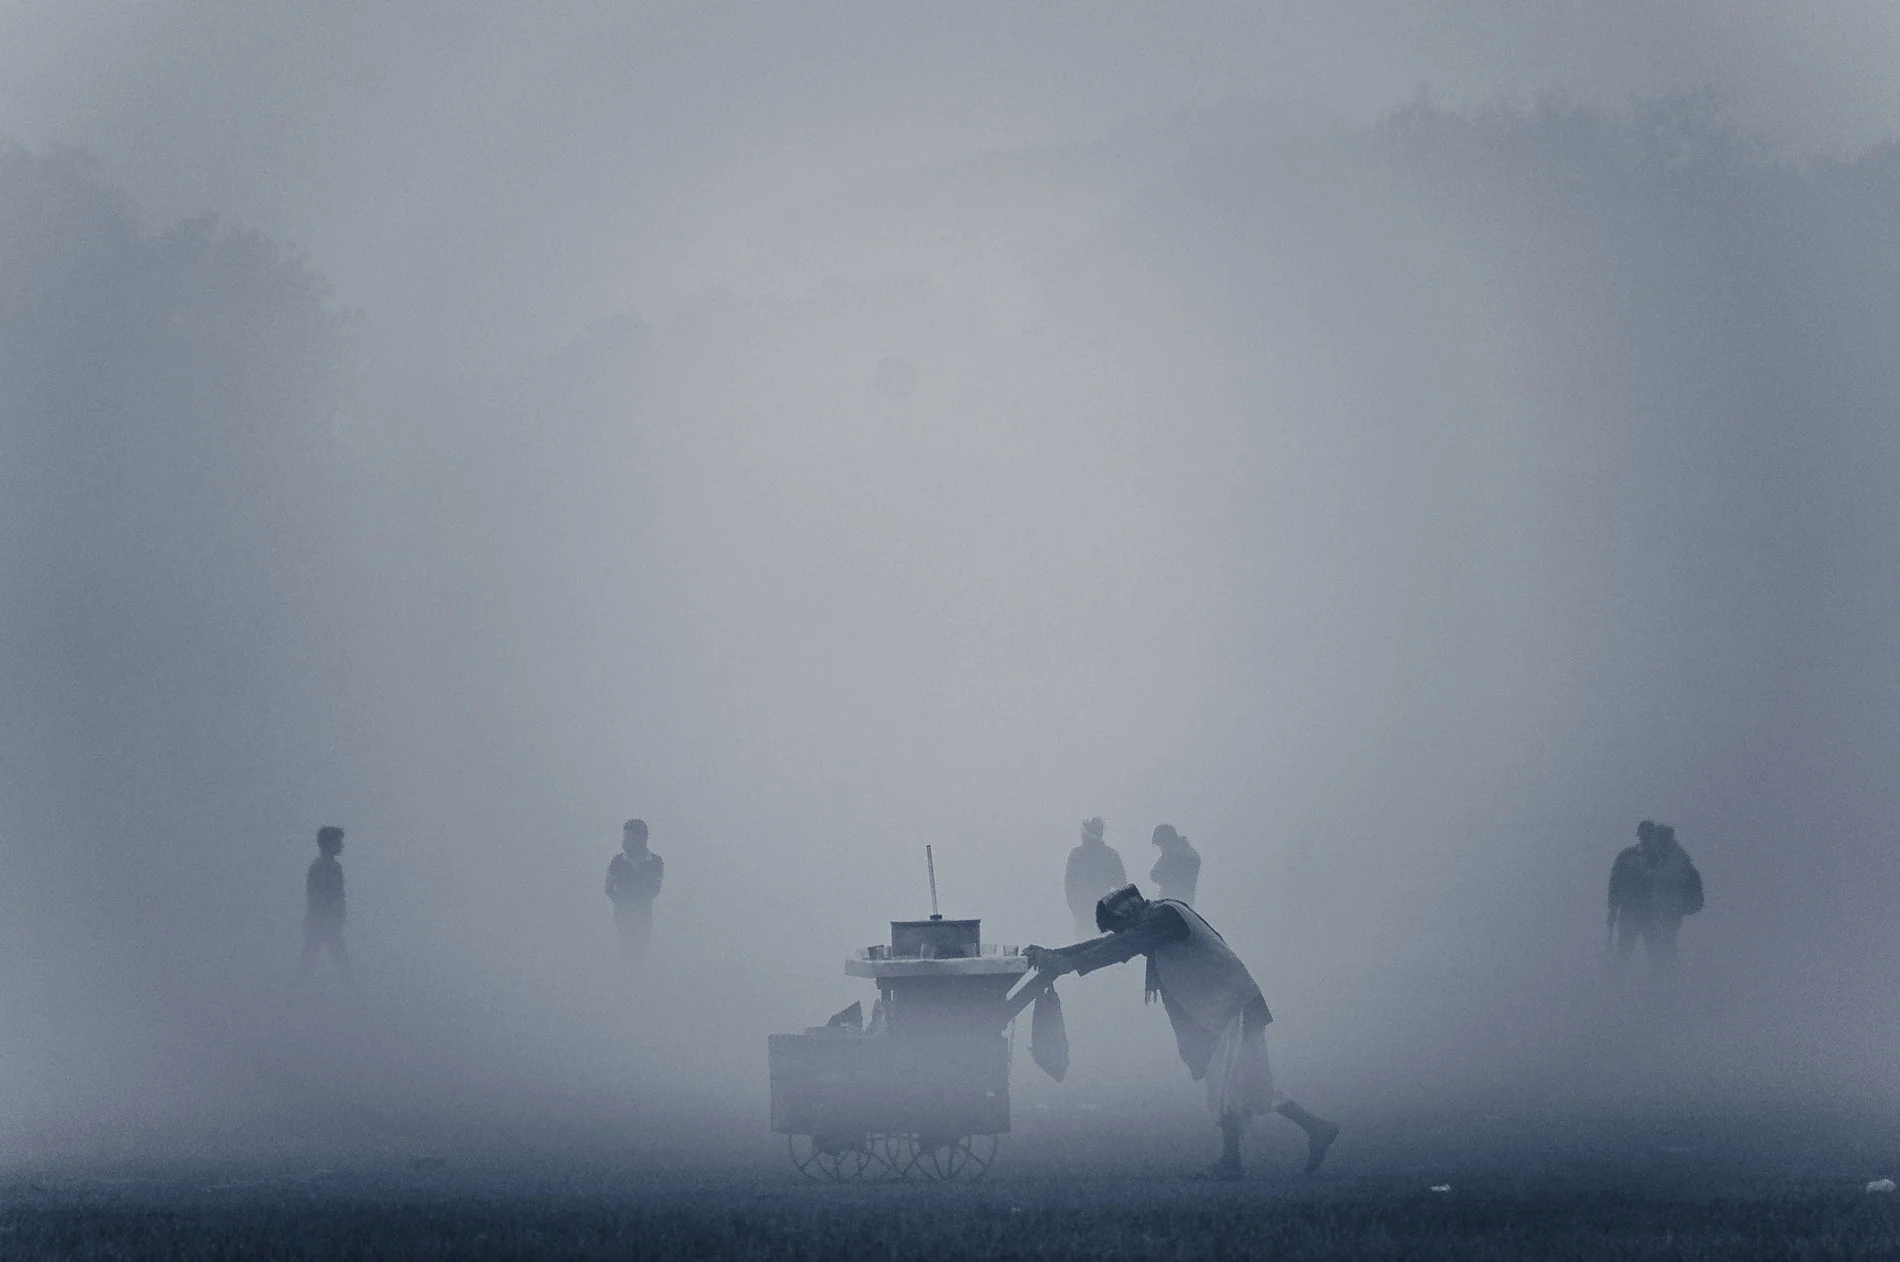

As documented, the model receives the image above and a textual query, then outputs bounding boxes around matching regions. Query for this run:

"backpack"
[1679,862,1704,916]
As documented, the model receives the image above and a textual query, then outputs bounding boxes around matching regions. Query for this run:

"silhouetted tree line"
[6,90,1900,1037]
[0,146,349,962]
[1093,95,1900,912]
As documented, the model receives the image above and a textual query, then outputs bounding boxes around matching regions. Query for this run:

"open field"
[8,1182,1900,1261]
[5,1106,1897,1259]
[8,1171,1897,1260]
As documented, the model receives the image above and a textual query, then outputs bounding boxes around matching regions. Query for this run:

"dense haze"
[2,5,1898,1163]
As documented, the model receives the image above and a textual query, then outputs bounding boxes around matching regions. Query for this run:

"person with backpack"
[1608,819,1704,972]
[1644,823,1704,965]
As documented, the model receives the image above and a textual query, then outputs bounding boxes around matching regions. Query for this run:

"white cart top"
[845,951,1030,980]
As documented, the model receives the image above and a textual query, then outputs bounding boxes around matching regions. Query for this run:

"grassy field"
[4,1103,1896,1258]
[3,1125,1884,1254]
[5,1177,1899,1260]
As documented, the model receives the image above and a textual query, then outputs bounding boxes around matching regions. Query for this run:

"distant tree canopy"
[1069,95,1900,843]
[5,97,1899,964]
[0,147,349,889]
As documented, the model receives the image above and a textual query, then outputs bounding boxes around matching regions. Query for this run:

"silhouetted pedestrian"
[1064,817,1127,937]
[606,818,664,967]
[302,826,351,983]
[1026,884,1339,1179]
[1149,824,1201,906]
[1608,820,1704,972]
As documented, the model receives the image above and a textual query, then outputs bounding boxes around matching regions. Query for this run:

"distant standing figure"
[1065,817,1127,937]
[303,825,352,982]
[1150,824,1202,906]
[1025,884,1340,1179]
[1608,820,1705,972]
[606,818,665,967]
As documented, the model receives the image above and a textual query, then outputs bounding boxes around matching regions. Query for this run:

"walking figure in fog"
[606,818,665,967]
[1149,824,1201,906]
[1608,820,1705,972]
[1025,884,1340,1180]
[1064,817,1127,937]
[302,826,352,982]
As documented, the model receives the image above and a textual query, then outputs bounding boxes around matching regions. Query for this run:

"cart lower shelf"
[769,1031,1010,1180]
[786,1131,1000,1181]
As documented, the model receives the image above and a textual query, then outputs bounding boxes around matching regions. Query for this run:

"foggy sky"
[3,4,1900,1161]
[4,3,1899,358]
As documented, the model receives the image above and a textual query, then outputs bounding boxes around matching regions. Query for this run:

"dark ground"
[6,1104,1898,1259]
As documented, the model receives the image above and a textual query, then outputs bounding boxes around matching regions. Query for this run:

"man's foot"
[1303,1119,1340,1174]
[1198,1156,1244,1181]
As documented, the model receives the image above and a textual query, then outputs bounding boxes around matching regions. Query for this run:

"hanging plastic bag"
[1030,983,1069,1081]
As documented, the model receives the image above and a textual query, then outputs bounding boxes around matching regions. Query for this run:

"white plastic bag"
[1030,984,1069,1082]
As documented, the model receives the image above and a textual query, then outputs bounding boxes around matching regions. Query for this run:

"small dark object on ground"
[9,1180,1900,1260]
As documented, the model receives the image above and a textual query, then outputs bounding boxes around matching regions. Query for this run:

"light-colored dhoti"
[1203,1007,1284,1120]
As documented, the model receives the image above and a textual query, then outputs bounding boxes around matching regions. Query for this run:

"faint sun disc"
[874,355,918,399]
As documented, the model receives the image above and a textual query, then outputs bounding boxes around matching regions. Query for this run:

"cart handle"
[997,970,1058,1028]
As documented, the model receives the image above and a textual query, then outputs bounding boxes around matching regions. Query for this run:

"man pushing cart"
[1025,883,1340,1180]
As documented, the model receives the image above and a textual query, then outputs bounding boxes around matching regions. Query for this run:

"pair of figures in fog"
[299,818,667,983]
[1607,819,1703,971]
[1028,883,1339,1179]
[1064,818,1201,936]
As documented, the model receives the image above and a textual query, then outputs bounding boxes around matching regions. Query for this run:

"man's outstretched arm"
[1027,906,1187,976]
[1028,932,1137,977]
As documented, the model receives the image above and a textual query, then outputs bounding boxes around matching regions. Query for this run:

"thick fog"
[2,6,1899,1164]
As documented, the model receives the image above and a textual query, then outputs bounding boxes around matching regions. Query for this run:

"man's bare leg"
[1274,1100,1340,1174]
[1208,1113,1246,1180]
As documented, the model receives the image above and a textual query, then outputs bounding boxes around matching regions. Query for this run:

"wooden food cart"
[767,914,1033,1180]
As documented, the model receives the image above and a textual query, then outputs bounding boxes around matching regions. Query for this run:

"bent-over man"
[1026,884,1339,1179]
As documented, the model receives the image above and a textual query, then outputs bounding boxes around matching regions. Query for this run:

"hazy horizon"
[2,5,1898,1168]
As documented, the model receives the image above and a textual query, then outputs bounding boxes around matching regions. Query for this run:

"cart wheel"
[891,1133,999,1181]
[871,1133,914,1177]
[787,1133,876,1181]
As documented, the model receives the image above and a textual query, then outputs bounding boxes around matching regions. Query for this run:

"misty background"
[1,4,1898,1163]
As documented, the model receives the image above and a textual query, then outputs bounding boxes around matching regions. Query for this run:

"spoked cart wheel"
[787,1133,878,1181]
[884,1132,999,1181]
[872,1133,915,1176]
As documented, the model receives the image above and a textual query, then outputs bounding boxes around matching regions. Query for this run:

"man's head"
[1152,823,1182,849]
[316,826,344,857]
[1656,823,1677,847]
[1095,883,1149,933]
[622,818,649,854]
[1637,819,1665,857]
[1080,817,1105,844]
